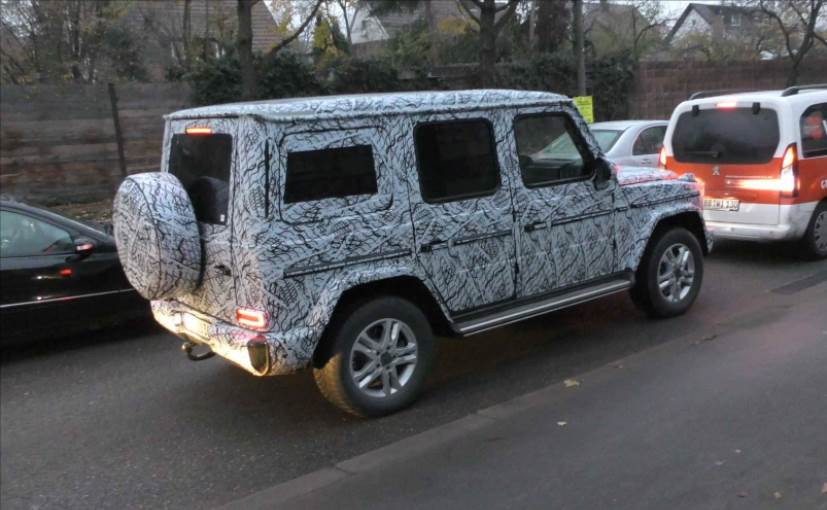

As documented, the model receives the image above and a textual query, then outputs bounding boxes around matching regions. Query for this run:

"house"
[122,0,285,81]
[664,2,765,59]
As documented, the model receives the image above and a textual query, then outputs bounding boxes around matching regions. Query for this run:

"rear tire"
[801,201,827,260]
[631,227,704,318]
[313,297,435,417]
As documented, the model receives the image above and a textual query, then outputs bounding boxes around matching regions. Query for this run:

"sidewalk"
[224,285,827,510]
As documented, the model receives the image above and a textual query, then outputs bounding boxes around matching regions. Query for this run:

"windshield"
[591,129,623,152]
[672,107,779,164]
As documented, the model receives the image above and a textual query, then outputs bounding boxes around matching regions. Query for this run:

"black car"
[0,200,147,344]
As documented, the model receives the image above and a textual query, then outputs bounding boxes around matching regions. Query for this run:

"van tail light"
[716,101,738,109]
[658,147,667,169]
[236,308,269,331]
[779,144,798,198]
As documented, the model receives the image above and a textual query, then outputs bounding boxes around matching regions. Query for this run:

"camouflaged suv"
[113,90,711,416]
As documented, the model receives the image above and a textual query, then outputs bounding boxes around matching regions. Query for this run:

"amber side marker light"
[236,307,269,331]
[185,127,213,135]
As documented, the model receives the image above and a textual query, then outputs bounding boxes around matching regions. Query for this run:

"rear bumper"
[704,202,816,242]
[151,300,313,376]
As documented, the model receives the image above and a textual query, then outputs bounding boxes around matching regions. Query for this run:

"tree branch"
[457,0,481,24]
[494,0,520,31]
[270,0,324,53]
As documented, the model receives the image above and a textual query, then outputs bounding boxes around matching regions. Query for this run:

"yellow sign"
[573,96,594,123]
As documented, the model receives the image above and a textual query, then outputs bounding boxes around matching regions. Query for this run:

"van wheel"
[801,202,827,259]
[631,227,704,318]
[313,297,435,417]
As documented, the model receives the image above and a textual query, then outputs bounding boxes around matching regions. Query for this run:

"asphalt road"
[1,240,825,510]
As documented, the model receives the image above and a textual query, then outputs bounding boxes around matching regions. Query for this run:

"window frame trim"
[413,117,503,204]
[513,112,597,189]
[168,131,234,226]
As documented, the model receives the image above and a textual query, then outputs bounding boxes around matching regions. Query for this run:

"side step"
[452,277,633,336]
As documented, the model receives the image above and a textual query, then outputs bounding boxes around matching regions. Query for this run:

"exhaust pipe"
[181,341,215,361]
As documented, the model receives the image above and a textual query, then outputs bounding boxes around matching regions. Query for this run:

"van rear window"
[169,133,233,225]
[672,108,779,164]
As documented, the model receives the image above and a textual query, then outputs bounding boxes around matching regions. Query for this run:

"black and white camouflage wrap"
[113,172,201,300]
[117,90,707,376]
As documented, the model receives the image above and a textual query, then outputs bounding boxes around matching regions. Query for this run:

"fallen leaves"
[563,379,580,388]
[556,421,567,427]
[822,482,827,494]
[773,491,782,500]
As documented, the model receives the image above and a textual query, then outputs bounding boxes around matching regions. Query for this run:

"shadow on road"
[708,238,815,265]
[0,317,161,364]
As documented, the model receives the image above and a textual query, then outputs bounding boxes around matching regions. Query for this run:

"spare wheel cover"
[113,172,202,300]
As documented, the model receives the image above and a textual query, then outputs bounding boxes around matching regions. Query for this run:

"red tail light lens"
[658,147,667,169]
[779,144,798,198]
[236,308,269,331]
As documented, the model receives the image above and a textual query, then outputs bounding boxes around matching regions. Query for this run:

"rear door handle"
[524,221,547,233]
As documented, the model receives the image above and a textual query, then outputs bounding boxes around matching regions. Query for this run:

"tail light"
[658,147,667,169]
[236,307,269,331]
[779,144,798,198]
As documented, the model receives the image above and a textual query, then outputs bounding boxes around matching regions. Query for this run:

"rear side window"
[800,103,827,158]
[672,108,779,164]
[633,126,666,155]
[414,119,500,203]
[169,133,232,224]
[0,211,74,257]
[284,145,378,204]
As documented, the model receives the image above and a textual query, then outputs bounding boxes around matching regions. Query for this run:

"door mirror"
[68,237,96,261]
[593,157,614,190]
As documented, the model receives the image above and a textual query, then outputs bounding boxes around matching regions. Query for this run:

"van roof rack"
[688,89,756,100]
[780,83,827,97]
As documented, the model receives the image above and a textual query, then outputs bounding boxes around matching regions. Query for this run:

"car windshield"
[591,129,623,151]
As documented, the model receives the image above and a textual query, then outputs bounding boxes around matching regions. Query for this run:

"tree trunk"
[573,0,586,95]
[425,0,438,64]
[479,0,497,87]
[237,0,256,100]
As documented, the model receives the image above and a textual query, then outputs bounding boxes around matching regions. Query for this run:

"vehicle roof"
[167,89,572,121]
[591,120,667,130]
[683,88,827,108]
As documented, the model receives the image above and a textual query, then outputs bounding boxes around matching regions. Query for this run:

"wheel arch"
[311,274,453,368]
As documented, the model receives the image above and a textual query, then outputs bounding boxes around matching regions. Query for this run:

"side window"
[414,119,500,203]
[514,114,592,187]
[800,103,827,158]
[0,211,74,257]
[632,126,666,155]
[284,145,378,204]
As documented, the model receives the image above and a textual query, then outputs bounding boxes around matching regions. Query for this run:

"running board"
[452,278,633,336]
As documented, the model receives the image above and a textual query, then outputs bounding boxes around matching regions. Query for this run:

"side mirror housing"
[68,237,96,261]
[593,156,614,190]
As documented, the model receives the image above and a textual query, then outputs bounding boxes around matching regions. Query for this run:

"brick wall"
[0,83,191,204]
[629,59,827,119]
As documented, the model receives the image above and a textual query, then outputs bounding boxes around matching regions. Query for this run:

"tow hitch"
[181,341,215,361]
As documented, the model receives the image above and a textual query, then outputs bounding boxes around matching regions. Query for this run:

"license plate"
[704,197,740,211]
[182,313,210,339]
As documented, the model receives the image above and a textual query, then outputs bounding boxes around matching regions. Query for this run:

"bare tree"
[757,0,826,86]
[458,0,520,87]
[328,0,365,46]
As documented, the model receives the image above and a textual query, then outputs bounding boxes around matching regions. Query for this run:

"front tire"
[631,227,704,318]
[801,201,827,259]
[313,297,435,417]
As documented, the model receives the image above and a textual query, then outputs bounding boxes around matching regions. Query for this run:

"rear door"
[166,120,237,322]
[408,116,517,313]
[667,104,782,224]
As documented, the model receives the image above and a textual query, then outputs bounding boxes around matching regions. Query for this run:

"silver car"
[590,120,668,167]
